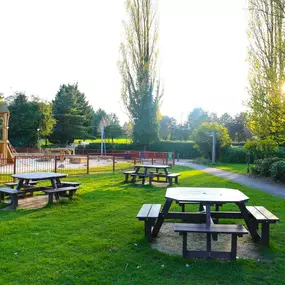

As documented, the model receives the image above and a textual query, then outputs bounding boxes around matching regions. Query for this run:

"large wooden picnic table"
[151,187,258,240]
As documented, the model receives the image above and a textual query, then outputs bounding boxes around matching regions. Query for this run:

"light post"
[206,130,218,164]
[37,128,40,149]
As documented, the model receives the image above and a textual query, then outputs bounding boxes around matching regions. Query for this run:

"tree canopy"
[248,0,285,143]
[119,0,162,147]
[49,83,93,145]
[8,92,55,147]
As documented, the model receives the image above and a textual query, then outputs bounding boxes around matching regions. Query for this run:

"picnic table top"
[12,172,68,180]
[166,187,249,203]
[134,164,170,169]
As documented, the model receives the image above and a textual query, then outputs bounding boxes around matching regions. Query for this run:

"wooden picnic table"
[134,164,170,175]
[129,164,177,185]
[151,187,257,239]
[12,172,68,190]
[137,187,279,259]
[9,172,80,206]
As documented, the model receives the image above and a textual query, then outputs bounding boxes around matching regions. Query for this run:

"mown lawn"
[0,166,284,285]
[207,163,250,174]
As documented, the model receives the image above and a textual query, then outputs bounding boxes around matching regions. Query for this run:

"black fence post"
[54,155,57,173]
[112,155,115,172]
[87,154,90,174]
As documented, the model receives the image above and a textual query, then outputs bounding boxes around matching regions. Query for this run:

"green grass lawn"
[206,163,250,174]
[0,167,284,284]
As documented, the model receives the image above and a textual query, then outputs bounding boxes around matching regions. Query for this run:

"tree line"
[6,84,124,147]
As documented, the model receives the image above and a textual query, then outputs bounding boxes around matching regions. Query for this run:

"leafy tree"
[91,108,107,137]
[219,113,233,127]
[50,84,92,145]
[192,122,232,159]
[248,0,285,143]
[8,92,55,147]
[122,121,133,140]
[159,116,177,140]
[104,113,123,143]
[187,108,209,135]
[119,0,162,147]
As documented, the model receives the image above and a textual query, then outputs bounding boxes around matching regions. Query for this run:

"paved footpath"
[176,160,285,199]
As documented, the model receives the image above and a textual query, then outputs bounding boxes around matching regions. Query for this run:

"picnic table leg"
[237,202,259,241]
[261,223,270,246]
[231,234,238,261]
[152,198,173,237]
[11,193,18,209]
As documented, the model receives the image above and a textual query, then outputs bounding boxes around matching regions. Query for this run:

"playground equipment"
[0,103,15,164]
[43,147,75,162]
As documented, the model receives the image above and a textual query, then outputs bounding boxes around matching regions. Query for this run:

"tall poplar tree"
[119,0,162,147]
[248,0,285,143]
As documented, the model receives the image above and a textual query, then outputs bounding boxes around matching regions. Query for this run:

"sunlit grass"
[206,163,251,174]
[0,166,284,284]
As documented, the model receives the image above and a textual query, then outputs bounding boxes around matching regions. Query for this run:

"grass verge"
[0,166,284,285]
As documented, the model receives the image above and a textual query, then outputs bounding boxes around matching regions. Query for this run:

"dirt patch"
[151,223,269,261]
[1,194,70,210]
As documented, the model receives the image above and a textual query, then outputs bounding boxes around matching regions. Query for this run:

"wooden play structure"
[43,147,75,162]
[0,103,15,164]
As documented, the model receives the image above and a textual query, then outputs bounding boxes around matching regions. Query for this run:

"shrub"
[219,146,247,163]
[270,161,285,182]
[192,157,212,164]
[251,157,282,177]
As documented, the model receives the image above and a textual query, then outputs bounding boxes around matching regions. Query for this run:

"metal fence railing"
[0,152,175,184]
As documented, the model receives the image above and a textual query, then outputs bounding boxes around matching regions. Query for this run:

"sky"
[0,0,249,124]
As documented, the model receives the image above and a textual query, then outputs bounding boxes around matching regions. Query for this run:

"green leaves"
[49,84,93,145]
[192,122,232,159]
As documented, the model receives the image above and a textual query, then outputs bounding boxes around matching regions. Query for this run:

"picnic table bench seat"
[130,172,180,185]
[246,206,279,246]
[0,188,19,209]
[123,170,136,183]
[130,173,153,185]
[165,173,180,185]
[4,181,38,189]
[57,181,81,187]
[137,204,161,240]
[174,223,248,261]
[43,186,78,203]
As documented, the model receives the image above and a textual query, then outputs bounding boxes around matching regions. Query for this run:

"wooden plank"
[246,206,268,221]
[43,186,78,194]
[148,204,161,218]
[166,187,249,203]
[123,171,136,174]
[174,223,248,235]
[0,188,18,194]
[167,173,180,177]
[255,206,279,221]
[137,204,152,219]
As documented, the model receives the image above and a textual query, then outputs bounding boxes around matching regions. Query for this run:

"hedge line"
[77,141,201,159]
[77,141,285,162]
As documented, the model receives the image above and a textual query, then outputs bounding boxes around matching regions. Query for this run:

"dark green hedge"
[219,146,285,163]
[219,146,247,163]
[77,141,201,159]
